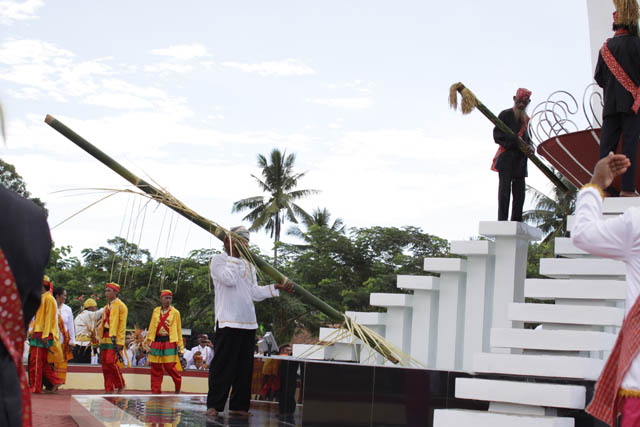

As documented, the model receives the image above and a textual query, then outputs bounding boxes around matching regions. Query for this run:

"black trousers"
[73,345,92,363]
[599,112,640,192]
[207,327,255,412]
[498,170,525,221]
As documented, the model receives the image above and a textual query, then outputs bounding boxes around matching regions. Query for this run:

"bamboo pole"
[448,82,571,193]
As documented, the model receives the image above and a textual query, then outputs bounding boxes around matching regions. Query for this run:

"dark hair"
[613,22,639,36]
[52,287,66,298]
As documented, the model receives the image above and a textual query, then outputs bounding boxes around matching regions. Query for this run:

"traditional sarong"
[149,336,181,393]
[100,329,125,392]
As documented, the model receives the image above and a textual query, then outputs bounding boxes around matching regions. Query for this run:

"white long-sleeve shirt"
[74,308,104,345]
[210,252,279,330]
[572,186,640,390]
[187,344,214,366]
[59,303,76,345]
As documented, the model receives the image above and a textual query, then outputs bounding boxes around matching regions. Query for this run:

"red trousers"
[150,362,181,394]
[28,346,61,393]
[621,396,640,427]
[101,349,125,392]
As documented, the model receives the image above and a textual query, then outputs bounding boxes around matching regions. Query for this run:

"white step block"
[603,197,640,214]
[489,402,545,416]
[324,342,358,361]
[292,344,326,360]
[473,352,604,380]
[539,258,625,278]
[525,279,626,301]
[370,293,413,307]
[508,303,624,326]
[345,311,387,326]
[319,327,358,344]
[451,239,494,255]
[396,275,439,291]
[491,328,616,351]
[455,378,586,409]
[433,409,574,427]
[479,221,543,240]
[423,257,466,273]
[554,237,589,258]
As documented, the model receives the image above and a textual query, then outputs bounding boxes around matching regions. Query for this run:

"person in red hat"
[28,276,63,394]
[595,1,640,197]
[145,289,184,394]
[492,88,534,221]
[98,282,128,393]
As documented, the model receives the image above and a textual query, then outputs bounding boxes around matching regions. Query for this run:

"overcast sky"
[1,0,597,260]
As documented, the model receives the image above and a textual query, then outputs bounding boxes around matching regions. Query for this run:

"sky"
[0,0,598,260]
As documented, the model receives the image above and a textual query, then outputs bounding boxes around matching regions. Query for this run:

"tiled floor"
[71,394,302,426]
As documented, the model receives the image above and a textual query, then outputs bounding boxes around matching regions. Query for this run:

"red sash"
[104,304,111,329]
[601,38,640,114]
[586,296,640,426]
[0,250,32,426]
[155,308,171,336]
[491,115,529,172]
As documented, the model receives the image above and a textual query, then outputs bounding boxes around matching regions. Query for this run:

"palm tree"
[523,175,577,243]
[288,207,345,245]
[232,148,319,263]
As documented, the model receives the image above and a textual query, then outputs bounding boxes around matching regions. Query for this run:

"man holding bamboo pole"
[492,88,535,221]
[206,226,294,418]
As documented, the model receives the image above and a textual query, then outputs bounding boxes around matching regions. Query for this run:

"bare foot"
[229,410,252,417]
[620,191,639,197]
[206,408,219,417]
[116,386,126,394]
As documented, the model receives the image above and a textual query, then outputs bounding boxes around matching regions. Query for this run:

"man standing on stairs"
[492,88,535,221]
[572,151,640,426]
[594,0,640,197]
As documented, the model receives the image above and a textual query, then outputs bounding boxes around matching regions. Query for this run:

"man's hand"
[591,152,631,190]
[274,279,295,294]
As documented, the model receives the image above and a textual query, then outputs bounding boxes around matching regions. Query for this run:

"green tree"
[523,176,577,243]
[232,148,318,264]
[0,158,47,214]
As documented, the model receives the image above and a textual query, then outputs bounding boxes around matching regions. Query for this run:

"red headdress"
[515,88,532,100]
[160,290,173,297]
[105,282,120,293]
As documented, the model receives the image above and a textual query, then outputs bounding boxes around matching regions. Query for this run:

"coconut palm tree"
[523,175,577,243]
[288,207,345,240]
[232,148,319,263]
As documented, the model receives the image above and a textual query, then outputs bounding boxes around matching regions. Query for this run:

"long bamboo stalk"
[449,82,571,194]
[45,114,405,365]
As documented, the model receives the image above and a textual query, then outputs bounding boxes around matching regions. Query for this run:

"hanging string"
[147,205,169,289]
[126,199,150,290]
[174,222,192,294]
[117,193,138,285]
[159,213,178,289]
[110,193,131,282]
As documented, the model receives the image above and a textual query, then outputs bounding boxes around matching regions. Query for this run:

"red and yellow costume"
[50,311,74,383]
[98,282,128,392]
[145,290,184,394]
[28,278,62,393]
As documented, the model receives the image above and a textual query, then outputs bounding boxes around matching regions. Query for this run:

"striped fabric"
[149,337,179,364]
[586,296,640,426]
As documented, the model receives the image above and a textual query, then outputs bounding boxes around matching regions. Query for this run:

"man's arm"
[493,110,518,149]
[65,306,76,345]
[210,254,240,287]
[594,52,605,88]
[572,153,636,260]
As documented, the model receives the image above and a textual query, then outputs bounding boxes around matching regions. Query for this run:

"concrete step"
[479,221,543,240]
[423,257,466,273]
[539,258,625,279]
[451,239,494,255]
[553,237,589,258]
[291,342,357,362]
[455,378,586,409]
[433,409,574,427]
[396,275,439,291]
[491,328,616,352]
[345,311,387,326]
[525,278,626,301]
[508,303,623,326]
[473,352,603,381]
[566,214,617,232]
[369,292,413,308]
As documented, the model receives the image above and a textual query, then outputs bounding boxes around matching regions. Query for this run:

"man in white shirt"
[188,334,214,367]
[74,298,103,363]
[206,226,293,418]
[571,151,640,426]
[53,287,75,383]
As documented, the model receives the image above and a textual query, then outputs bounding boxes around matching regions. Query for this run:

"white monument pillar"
[451,240,495,371]
[479,222,541,337]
